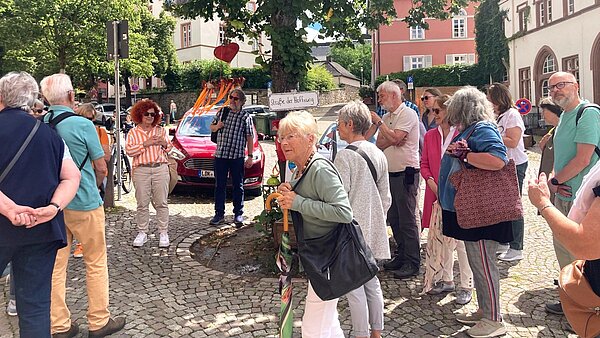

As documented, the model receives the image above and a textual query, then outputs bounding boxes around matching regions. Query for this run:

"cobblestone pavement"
[1,138,577,337]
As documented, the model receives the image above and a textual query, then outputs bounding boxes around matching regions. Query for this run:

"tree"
[329,43,371,85]
[474,0,508,82]
[167,0,396,93]
[300,64,336,91]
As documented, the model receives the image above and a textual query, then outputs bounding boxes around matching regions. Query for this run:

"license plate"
[199,170,214,178]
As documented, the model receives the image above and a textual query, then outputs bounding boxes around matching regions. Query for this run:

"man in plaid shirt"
[209,88,254,225]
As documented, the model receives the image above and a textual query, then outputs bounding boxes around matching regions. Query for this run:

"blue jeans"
[0,241,61,338]
[214,157,245,217]
[509,161,528,250]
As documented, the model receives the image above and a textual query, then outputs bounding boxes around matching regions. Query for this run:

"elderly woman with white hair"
[334,100,391,338]
[438,87,511,338]
[277,110,353,337]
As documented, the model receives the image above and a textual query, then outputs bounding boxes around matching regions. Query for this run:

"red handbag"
[449,158,523,229]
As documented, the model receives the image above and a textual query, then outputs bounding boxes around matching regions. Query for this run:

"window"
[410,26,425,40]
[252,38,260,52]
[563,55,580,82]
[218,24,226,45]
[403,55,432,71]
[519,67,531,99]
[564,0,575,15]
[517,6,528,32]
[541,79,550,97]
[537,0,552,26]
[547,0,552,21]
[452,18,467,38]
[246,1,256,12]
[446,54,476,65]
[543,54,556,74]
[181,23,191,48]
[539,1,545,25]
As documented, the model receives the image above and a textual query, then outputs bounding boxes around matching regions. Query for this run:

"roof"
[316,60,359,80]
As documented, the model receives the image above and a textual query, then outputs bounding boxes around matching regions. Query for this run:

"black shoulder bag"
[290,157,379,301]
[210,107,231,143]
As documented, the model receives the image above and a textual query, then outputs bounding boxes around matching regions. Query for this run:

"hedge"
[375,64,488,89]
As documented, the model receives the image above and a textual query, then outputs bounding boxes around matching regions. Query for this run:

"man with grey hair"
[41,73,125,337]
[0,71,80,337]
[543,71,600,315]
[335,100,391,337]
[367,81,421,279]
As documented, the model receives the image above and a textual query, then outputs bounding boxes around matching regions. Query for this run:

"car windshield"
[177,114,213,137]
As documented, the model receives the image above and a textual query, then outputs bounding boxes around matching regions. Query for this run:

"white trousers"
[302,282,345,338]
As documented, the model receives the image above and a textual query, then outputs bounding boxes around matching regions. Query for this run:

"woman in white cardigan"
[334,100,391,338]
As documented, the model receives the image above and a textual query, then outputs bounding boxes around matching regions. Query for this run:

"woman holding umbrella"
[277,110,353,337]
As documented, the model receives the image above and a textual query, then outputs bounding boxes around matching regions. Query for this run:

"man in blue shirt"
[41,73,125,338]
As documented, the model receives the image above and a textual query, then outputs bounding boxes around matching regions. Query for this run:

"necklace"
[294,151,315,179]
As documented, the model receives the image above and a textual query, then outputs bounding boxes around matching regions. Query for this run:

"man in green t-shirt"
[545,71,600,316]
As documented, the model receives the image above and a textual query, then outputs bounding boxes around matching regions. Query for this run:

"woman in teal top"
[277,110,352,338]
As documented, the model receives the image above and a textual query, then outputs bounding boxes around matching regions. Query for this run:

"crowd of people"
[2,67,600,338]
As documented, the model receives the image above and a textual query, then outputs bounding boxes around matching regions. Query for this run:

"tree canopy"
[329,43,371,85]
[0,0,177,97]
[475,0,509,82]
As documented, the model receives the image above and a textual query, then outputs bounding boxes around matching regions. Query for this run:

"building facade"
[501,0,600,105]
[372,1,478,78]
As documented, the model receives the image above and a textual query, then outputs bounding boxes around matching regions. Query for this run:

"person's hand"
[32,205,60,226]
[370,112,382,126]
[278,190,296,210]
[547,175,572,197]
[528,172,552,209]
[447,139,470,160]
[539,133,551,150]
[7,204,36,227]
[395,136,407,147]
[216,121,224,130]
[426,179,438,198]
[278,182,292,193]
[244,157,253,168]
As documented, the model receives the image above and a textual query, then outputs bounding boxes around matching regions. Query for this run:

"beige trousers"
[51,207,111,333]
[133,164,170,233]
[553,198,576,269]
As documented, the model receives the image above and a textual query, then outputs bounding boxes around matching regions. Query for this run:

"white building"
[501,0,600,105]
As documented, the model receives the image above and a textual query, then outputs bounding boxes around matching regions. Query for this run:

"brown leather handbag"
[449,159,523,229]
[559,260,600,338]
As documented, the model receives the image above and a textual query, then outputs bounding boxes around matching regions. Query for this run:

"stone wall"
[135,86,359,118]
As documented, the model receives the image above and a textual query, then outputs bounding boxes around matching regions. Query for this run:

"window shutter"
[468,54,476,64]
[425,55,433,67]
[446,54,453,65]
[403,56,410,71]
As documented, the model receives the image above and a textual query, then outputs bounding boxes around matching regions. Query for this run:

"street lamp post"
[360,66,364,86]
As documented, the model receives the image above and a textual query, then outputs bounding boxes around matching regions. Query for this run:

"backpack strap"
[345,144,377,184]
[0,120,41,184]
[575,103,600,158]
[46,110,89,170]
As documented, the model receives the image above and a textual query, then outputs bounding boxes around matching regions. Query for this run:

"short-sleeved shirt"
[213,107,254,159]
[553,101,600,202]
[381,103,420,172]
[43,105,105,211]
[497,108,528,165]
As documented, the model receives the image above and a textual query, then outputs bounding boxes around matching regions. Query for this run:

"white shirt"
[497,108,528,165]
[381,103,420,172]
[569,160,600,223]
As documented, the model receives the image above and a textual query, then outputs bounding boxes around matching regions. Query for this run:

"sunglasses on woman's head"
[144,112,156,117]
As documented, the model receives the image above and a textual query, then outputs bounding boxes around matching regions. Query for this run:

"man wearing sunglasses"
[543,71,600,316]
[209,88,254,226]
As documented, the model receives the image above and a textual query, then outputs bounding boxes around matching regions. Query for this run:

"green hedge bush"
[375,64,488,88]
[300,65,336,91]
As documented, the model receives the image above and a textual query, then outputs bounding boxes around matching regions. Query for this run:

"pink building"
[373,1,479,77]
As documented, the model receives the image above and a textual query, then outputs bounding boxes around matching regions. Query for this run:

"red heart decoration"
[214,43,240,63]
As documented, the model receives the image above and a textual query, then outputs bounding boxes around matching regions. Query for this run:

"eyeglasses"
[432,108,442,115]
[277,133,302,143]
[144,112,156,117]
[229,96,241,101]
[421,95,434,101]
[548,82,575,91]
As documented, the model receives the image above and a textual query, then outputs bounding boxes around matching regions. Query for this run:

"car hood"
[175,135,216,156]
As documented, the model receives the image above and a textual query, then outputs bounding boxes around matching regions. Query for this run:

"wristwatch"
[550,178,560,186]
[376,120,383,127]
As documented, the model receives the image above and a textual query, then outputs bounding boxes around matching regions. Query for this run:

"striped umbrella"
[266,192,294,338]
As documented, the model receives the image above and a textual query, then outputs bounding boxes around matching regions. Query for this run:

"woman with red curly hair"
[126,99,173,248]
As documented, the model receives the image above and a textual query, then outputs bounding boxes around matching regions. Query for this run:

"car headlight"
[251,149,262,162]
[169,147,186,161]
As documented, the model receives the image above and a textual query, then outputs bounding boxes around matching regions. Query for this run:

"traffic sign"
[131,84,139,92]
[516,98,532,115]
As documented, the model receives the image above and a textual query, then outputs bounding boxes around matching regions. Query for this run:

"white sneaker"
[498,248,523,262]
[6,299,17,316]
[159,232,170,248]
[495,243,509,255]
[132,232,148,247]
